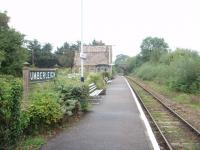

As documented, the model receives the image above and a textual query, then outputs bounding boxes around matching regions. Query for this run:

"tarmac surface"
[41,76,154,150]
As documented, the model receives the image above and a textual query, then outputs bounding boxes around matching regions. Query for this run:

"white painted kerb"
[124,77,160,150]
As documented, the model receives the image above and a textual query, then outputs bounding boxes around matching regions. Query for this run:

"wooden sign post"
[23,62,30,101]
[22,62,57,101]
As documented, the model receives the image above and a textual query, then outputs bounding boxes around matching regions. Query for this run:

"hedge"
[0,77,22,149]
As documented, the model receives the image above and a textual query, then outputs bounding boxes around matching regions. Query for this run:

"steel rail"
[128,77,173,150]
[127,76,200,150]
[127,77,200,137]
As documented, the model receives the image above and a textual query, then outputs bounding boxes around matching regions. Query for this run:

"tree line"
[115,37,200,93]
[0,11,105,77]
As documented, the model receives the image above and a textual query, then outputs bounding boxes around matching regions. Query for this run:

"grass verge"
[137,78,200,110]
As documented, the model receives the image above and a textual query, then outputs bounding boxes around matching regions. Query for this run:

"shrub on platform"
[86,73,105,89]
[27,92,63,130]
[0,77,23,149]
[101,72,112,79]
[59,83,89,112]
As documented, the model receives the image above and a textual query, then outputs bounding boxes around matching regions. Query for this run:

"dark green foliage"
[80,100,90,112]
[90,39,105,46]
[136,63,171,83]
[27,40,57,67]
[101,72,112,79]
[0,77,22,149]
[140,37,168,62]
[55,69,90,112]
[168,56,200,93]
[114,54,131,75]
[136,63,158,80]
[60,84,89,101]
[19,110,30,134]
[59,83,89,112]
[38,43,57,67]
[115,54,130,65]
[55,41,80,69]
[59,99,80,116]
[86,73,105,89]
[126,55,143,73]
[0,12,28,76]
[71,84,89,101]
[26,39,41,66]
[0,11,9,30]
[20,73,90,134]
[117,36,199,94]
[134,48,200,93]
[27,92,63,130]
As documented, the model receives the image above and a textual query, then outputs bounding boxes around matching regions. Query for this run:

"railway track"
[127,76,200,150]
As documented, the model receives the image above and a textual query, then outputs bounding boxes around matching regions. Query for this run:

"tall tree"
[126,54,143,73]
[55,41,79,69]
[115,54,130,65]
[27,39,41,66]
[114,54,130,74]
[0,12,27,76]
[140,37,168,62]
[39,43,56,67]
[27,40,56,68]
[0,11,9,30]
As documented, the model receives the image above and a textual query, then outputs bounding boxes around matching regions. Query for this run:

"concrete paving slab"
[41,76,155,150]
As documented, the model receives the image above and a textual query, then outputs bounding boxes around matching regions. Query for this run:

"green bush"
[0,77,23,149]
[136,63,157,80]
[86,73,105,89]
[135,63,172,84]
[59,99,80,116]
[168,57,200,93]
[71,84,89,101]
[134,49,200,93]
[19,110,31,134]
[59,83,89,112]
[27,92,63,130]
[101,72,112,79]
[153,65,172,84]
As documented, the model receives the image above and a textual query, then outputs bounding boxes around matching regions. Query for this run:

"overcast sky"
[1,0,200,60]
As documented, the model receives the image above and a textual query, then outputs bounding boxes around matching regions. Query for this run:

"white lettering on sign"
[29,71,56,81]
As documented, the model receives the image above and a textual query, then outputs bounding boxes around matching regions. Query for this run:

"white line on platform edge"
[123,77,160,150]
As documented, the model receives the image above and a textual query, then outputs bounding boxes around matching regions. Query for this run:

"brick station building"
[74,45,112,73]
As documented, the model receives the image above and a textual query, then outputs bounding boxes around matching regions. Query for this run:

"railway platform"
[41,76,159,150]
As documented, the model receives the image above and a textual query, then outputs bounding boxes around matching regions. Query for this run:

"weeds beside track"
[127,77,200,150]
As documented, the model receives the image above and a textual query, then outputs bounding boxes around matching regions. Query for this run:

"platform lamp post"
[80,0,84,82]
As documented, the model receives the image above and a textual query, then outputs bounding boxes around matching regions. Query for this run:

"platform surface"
[42,76,154,150]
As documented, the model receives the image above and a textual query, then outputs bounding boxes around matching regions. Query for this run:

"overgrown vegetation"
[116,37,200,94]
[86,73,105,89]
[0,69,92,149]
[0,11,113,149]
[0,76,23,149]
[27,92,63,130]
[134,49,200,93]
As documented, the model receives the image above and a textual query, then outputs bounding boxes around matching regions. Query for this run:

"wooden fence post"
[23,62,30,101]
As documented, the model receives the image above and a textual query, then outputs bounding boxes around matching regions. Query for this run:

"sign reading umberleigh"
[30,71,56,81]
[23,62,57,101]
